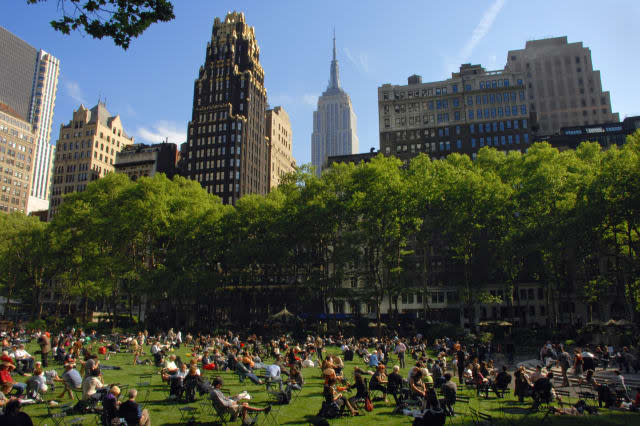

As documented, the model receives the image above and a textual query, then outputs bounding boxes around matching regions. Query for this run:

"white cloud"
[343,47,370,74]
[459,0,507,61]
[65,81,86,105]
[136,121,186,144]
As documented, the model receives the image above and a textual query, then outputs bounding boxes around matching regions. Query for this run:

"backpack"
[276,390,291,404]
[412,408,446,426]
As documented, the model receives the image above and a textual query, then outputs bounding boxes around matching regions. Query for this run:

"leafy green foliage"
[1,133,640,327]
[27,0,175,49]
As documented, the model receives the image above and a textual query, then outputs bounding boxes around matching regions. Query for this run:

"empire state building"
[311,35,358,176]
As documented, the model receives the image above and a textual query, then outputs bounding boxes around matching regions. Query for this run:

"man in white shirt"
[13,344,34,373]
[395,341,407,368]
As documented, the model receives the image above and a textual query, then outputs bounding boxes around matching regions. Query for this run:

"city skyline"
[2,0,639,167]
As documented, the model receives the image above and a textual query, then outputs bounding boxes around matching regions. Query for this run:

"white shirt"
[14,349,31,359]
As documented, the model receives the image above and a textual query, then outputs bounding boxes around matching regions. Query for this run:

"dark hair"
[91,368,101,377]
[547,372,554,379]
[443,373,451,381]
[4,398,21,415]
[212,377,223,387]
[502,366,508,372]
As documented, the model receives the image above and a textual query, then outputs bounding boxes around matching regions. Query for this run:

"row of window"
[470,119,528,133]
[471,134,529,148]
[383,78,524,101]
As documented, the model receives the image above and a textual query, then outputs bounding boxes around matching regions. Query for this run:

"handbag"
[365,396,373,412]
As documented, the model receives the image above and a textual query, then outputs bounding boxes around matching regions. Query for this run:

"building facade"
[183,12,269,205]
[48,103,134,219]
[379,64,534,161]
[114,142,179,181]
[266,106,295,189]
[311,35,358,176]
[0,26,59,213]
[505,37,618,136]
[538,115,640,150]
[0,103,37,214]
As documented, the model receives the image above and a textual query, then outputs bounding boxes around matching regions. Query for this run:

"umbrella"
[270,307,295,320]
[498,321,513,327]
[614,319,633,327]
[587,320,604,326]
[368,322,387,328]
[605,319,618,327]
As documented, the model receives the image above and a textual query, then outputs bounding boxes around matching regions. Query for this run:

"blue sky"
[3,0,639,165]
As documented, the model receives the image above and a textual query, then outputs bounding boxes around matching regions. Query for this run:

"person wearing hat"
[0,362,26,397]
[59,363,81,399]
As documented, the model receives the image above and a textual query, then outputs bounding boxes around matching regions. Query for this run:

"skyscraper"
[505,37,618,136]
[48,103,134,219]
[266,106,295,189]
[311,34,358,176]
[183,12,269,205]
[378,64,532,161]
[0,26,59,213]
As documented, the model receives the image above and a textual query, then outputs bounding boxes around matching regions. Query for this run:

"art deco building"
[115,142,179,181]
[0,102,37,214]
[183,12,269,205]
[311,35,358,176]
[505,37,618,136]
[378,64,533,161]
[0,26,59,213]
[48,103,134,219]
[266,106,295,189]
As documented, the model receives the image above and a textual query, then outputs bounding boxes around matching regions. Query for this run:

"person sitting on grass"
[492,366,512,398]
[102,385,121,425]
[0,362,26,397]
[118,388,151,426]
[410,368,427,399]
[210,376,270,423]
[532,372,560,410]
[347,369,368,408]
[161,355,178,382]
[324,376,359,416]
[370,364,389,402]
[59,362,81,400]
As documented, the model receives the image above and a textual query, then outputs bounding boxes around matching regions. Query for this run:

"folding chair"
[470,407,494,426]
[453,394,471,421]
[137,373,153,387]
[179,406,198,423]
[45,403,75,426]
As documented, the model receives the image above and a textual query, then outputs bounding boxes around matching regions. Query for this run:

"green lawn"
[17,342,636,425]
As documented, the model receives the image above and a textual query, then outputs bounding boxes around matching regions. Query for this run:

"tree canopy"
[27,0,175,49]
[2,134,639,329]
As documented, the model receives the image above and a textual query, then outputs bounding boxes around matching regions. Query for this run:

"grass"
[17,342,637,425]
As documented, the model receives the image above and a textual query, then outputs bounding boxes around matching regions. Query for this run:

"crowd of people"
[0,326,638,425]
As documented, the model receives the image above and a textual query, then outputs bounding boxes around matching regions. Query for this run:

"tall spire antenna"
[333,27,336,61]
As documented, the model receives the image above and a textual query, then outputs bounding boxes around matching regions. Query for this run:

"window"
[455,125,460,135]
[520,289,527,300]
[522,119,528,129]
[512,106,518,115]
[453,98,459,107]
[465,84,472,91]
[485,123,491,132]
[514,120,519,129]
[538,288,544,300]
[452,84,458,93]
[517,79,523,86]
[508,135,513,145]
[471,138,476,148]
[469,110,474,120]
[489,94,495,104]
[520,105,527,115]
[470,124,475,133]
[436,88,441,95]
[498,107,503,117]
[483,95,488,104]
[492,122,498,132]
[524,133,529,143]
[515,134,520,144]
[501,135,506,146]
[454,111,460,121]
[480,137,485,147]
[457,139,462,149]
[467,96,473,106]
[504,79,509,87]
[477,109,482,119]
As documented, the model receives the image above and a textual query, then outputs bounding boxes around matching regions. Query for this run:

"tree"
[27,0,175,49]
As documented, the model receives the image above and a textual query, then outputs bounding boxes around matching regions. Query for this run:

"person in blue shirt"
[368,352,379,367]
